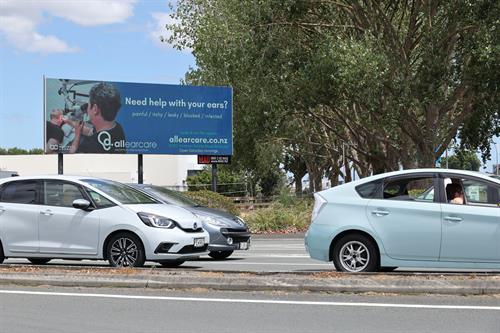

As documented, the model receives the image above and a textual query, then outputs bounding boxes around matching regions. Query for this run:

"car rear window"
[355,180,382,199]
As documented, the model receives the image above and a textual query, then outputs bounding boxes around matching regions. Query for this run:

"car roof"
[0,174,103,185]
[353,168,500,186]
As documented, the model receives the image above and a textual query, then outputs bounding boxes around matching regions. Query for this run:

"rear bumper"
[305,223,334,262]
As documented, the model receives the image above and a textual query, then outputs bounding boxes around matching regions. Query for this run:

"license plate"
[193,238,205,248]
[239,242,248,250]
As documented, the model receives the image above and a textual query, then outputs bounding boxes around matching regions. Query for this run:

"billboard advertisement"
[44,78,232,155]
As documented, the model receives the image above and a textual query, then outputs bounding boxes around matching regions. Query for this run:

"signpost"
[197,155,232,191]
[197,155,231,164]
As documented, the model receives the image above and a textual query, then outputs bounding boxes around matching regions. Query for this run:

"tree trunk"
[294,176,303,194]
[313,172,323,192]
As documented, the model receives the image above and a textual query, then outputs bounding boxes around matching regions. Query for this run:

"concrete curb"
[0,269,499,295]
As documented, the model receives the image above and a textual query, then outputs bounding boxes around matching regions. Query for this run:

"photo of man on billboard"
[69,82,126,153]
[45,80,127,154]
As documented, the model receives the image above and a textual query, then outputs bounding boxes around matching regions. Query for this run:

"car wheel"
[333,234,378,272]
[107,233,145,268]
[28,258,51,265]
[208,250,234,260]
[157,260,185,268]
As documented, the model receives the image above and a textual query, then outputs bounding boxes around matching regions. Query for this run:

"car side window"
[86,190,116,209]
[383,176,435,202]
[0,180,38,204]
[461,178,499,207]
[42,181,86,208]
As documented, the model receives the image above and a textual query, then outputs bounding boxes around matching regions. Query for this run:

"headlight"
[138,212,177,229]
[194,214,228,227]
[235,216,247,227]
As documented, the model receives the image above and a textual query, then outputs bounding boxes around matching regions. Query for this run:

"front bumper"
[142,226,210,261]
[205,225,251,252]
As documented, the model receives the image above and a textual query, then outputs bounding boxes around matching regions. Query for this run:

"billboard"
[44,78,232,155]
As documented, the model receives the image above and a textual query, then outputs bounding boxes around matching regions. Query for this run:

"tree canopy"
[166,0,499,192]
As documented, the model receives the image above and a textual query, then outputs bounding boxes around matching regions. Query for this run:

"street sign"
[198,155,231,164]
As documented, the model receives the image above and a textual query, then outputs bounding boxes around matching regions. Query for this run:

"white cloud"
[43,1,136,26]
[149,11,192,53]
[0,15,78,54]
[0,0,137,54]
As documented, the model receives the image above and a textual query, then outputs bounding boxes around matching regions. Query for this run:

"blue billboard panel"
[44,78,232,155]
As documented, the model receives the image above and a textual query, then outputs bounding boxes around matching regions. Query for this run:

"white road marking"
[252,239,304,241]
[1,290,498,311]
[234,254,310,258]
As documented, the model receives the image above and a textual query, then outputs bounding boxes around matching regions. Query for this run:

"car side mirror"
[72,199,94,211]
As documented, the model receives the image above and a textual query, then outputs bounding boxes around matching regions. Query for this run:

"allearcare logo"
[98,131,112,151]
[98,130,158,152]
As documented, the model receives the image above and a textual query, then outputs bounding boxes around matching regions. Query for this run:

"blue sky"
[0,0,497,172]
[0,0,194,149]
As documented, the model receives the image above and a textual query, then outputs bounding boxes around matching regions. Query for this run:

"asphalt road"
[4,235,500,273]
[0,285,499,333]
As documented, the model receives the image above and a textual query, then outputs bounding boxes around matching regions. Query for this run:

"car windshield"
[82,179,159,205]
[146,186,199,207]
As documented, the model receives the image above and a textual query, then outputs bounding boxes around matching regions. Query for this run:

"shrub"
[184,190,240,216]
[245,196,313,233]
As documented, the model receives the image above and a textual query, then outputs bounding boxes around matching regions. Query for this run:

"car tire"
[107,232,145,268]
[208,250,234,260]
[332,234,379,272]
[379,266,397,272]
[157,260,185,268]
[28,258,51,265]
[0,242,4,264]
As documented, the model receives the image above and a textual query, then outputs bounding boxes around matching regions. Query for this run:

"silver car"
[0,176,209,267]
[131,184,251,259]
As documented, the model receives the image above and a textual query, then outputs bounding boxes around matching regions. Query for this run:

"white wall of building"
[0,154,202,186]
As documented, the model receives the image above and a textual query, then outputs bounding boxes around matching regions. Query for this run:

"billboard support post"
[58,153,63,175]
[211,163,217,192]
[138,154,143,184]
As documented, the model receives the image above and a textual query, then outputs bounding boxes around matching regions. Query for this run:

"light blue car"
[305,169,500,272]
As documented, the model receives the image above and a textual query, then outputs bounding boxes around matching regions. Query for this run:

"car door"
[366,173,442,261]
[38,180,100,255]
[440,174,500,262]
[0,180,40,254]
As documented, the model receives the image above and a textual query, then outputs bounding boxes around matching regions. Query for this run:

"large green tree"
[167,0,499,183]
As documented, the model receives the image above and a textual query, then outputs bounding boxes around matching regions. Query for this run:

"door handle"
[444,216,462,223]
[371,210,390,217]
[40,210,53,216]
[0,206,5,212]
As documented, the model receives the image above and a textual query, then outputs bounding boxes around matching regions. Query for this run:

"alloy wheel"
[109,237,139,267]
[339,240,370,272]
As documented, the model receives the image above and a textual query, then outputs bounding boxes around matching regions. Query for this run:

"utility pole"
[445,147,449,169]
[495,141,499,175]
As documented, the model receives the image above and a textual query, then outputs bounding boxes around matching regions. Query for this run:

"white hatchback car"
[0,176,209,267]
